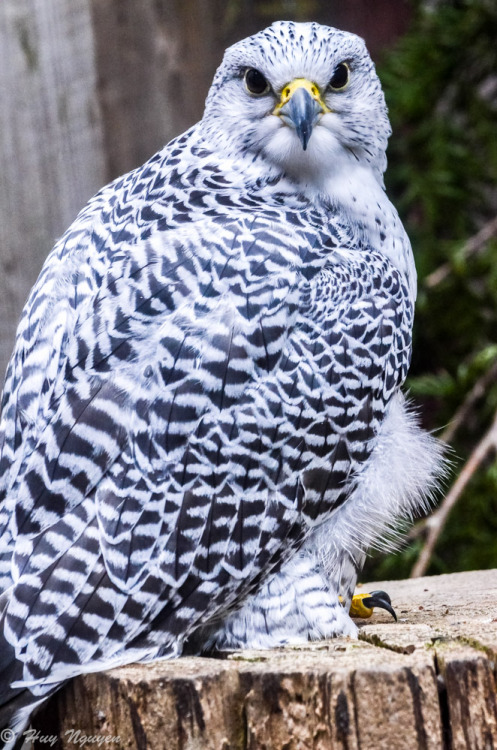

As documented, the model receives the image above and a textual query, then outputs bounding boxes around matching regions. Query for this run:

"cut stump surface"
[32,569,497,749]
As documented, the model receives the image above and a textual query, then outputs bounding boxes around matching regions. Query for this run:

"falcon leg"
[192,550,358,653]
[311,393,444,626]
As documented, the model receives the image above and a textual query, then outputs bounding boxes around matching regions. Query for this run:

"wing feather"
[1,210,413,684]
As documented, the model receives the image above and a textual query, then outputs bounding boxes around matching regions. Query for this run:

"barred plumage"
[0,21,442,742]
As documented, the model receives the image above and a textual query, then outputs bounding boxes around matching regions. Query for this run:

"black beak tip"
[362,590,398,622]
[299,132,310,151]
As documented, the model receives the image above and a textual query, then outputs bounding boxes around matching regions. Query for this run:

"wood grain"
[0,0,105,370]
[32,569,497,749]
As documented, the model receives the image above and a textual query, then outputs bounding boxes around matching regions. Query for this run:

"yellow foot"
[348,590,397,621]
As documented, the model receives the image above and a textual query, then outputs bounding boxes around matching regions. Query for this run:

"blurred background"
[0,0,496,580]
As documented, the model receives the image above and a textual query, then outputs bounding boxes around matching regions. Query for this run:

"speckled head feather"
[203,21,391,182]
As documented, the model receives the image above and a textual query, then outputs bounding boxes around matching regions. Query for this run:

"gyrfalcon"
[0,21,443,743]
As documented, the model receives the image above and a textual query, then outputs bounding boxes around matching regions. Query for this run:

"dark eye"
[244,68,270,96]
[329,62,350,91]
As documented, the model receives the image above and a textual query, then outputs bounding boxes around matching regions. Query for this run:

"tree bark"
[32,569,497,749]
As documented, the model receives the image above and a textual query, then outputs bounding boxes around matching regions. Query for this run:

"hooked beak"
[273,78,329,151]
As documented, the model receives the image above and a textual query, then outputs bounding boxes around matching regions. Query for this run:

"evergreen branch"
[406,361,497,544]
[425,215,497,288]
[410,407,497,578]
[440,361,497,445]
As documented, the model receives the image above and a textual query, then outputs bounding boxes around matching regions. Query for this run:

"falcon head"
[202,22,391,187]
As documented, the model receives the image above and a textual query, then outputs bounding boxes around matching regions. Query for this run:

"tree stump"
[31,569,497,749]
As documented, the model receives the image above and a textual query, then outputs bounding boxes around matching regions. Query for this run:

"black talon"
[361,590,397,622]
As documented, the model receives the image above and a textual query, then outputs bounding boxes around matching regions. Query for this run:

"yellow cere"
[273,78,331,115]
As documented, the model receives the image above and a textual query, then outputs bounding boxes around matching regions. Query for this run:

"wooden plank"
[88,0,232,178]
[30,569,497,749]
[0,0,105,375]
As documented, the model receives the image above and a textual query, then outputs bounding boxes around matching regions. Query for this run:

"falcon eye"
[244,68,270,96]
[329,62,350,91]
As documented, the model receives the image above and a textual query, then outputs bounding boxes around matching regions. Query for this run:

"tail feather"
[0,594,61,749]
[0,674,61,750]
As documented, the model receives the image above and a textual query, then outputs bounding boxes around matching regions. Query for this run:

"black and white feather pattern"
[0,20,443,740]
